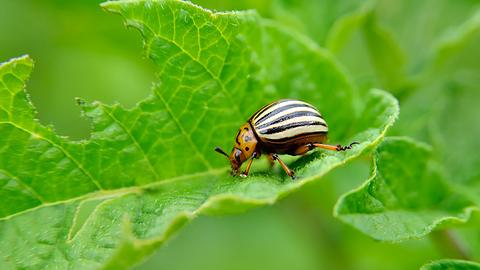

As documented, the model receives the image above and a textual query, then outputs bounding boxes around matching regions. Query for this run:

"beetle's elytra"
[215,99,358,179]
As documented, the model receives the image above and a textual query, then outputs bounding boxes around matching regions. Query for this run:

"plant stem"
[430,229,471,260]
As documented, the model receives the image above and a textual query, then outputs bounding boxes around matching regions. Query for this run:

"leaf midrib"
[0,166,228,221]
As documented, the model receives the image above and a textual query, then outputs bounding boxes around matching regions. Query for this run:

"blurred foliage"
[0,0,155,139]
[1,0,479,269]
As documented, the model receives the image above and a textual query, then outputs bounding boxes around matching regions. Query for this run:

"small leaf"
[270,0,369,46]
[326,1,412,97]
[428,10,480,72]
[0,0,398,269]
[334,137,477,242]
[371,1,480,72]
[421,259,480,270]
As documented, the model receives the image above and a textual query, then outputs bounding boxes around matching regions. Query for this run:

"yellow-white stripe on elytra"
[261,124,327,140]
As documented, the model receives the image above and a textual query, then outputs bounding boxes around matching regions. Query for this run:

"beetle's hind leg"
[294,142,359,155]
[269,153,295,179]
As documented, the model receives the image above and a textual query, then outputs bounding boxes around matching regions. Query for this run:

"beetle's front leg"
[269,153,295,179]
[240,152,258,177]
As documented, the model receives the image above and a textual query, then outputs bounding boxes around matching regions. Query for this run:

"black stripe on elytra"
[250,101,281,120]
[256,110,323,130]
[259,121,327,135]
[255,102,316,125]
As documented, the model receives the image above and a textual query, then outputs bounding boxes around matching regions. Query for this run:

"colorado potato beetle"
[215,99,358,179]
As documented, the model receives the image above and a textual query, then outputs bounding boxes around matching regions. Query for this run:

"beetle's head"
[228,147,244,175]
[215,123,258,176]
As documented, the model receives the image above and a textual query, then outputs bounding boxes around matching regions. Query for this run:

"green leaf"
[392,8,480,193]
[421,259,480,270]
[372,0,480,73]
[427,9,480,72]
[334,137,477,242]
[326,1,413,97]
[0,0,398,268]
[269,0,369,46]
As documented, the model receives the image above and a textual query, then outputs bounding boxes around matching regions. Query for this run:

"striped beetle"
[215,99,358,179]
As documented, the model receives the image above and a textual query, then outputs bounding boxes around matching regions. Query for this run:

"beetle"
[214,99,358,179]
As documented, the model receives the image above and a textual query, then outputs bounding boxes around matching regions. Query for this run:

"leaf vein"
[153,89,213,169]
[0,167,228,221]
[0,121,104,191]
[102,107,161,181]
[0,169,46,203]
[141,17,245,119]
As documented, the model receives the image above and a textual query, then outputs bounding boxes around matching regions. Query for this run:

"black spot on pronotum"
[245,147,250,151]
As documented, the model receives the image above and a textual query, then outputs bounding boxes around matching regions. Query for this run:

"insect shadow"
[289,151,327,171]
[246,151,327,182]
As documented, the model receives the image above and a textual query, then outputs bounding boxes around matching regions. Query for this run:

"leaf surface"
[0,0,398,269]
[421,259,480,270]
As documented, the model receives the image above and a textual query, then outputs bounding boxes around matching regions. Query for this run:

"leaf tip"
[1,54,34,76]
[100,1,121,12]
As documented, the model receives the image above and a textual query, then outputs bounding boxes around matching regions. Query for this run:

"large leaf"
[334,137,478,242]
[0,0,398,269]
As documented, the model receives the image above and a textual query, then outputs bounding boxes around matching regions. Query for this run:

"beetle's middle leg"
[294,142,359,155]
[266,154,275,167]
[269,153,295,179]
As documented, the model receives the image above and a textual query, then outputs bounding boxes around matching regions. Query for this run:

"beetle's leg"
[240,152,258,177]
[239,159,254,178]
[266,154,275,167]
[269,153,295,179]
[293,144,311,155]
[299,142,359,152]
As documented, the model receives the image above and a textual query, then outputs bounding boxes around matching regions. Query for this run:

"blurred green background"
[1,0,479,269]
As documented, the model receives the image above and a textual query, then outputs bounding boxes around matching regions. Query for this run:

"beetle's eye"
[234,149,242,163]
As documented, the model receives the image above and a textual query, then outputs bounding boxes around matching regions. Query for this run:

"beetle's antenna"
[214,147,229,158]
